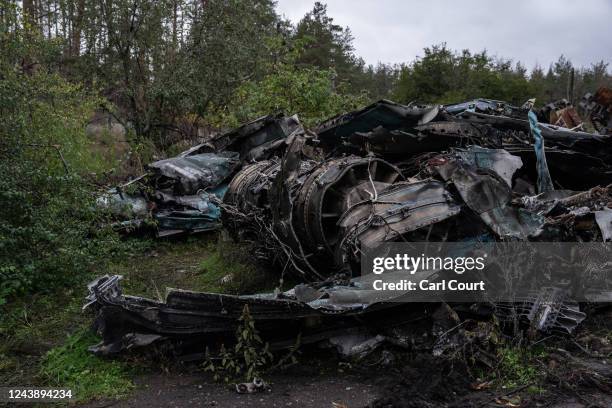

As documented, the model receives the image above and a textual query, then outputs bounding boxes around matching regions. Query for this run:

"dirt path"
[82,372,378,408]
[79,368,612,408]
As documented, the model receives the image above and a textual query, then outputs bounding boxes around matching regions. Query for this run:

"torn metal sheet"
[149,184,228,237]
[183,114,302,161]
[579,87,612,135]
[316,99,439,147]
[595,210,612,241]
[84,274,589,357]
[443,99,530,120]
[346,121,503,157]
[101,151,240,237]
[148,152,239,195]
[432,147,545,239]
[154,210,220,237]
[84,274,408,355]
[454,109,612,162]
[454,146,522,187]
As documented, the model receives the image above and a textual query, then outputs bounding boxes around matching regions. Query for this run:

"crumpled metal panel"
[316,99,439,146]
[85,273,587,356]
[152,185,228,237]
[594,209,612,241]
[346,121,503,157]
[454,146,522,187]
[433,147,544,239]
[83,274,403,355]
[443,98,529,120]
[579,87,612,135]
[184,114,302,161]
[101,151,238,236]
[148,152,239,195]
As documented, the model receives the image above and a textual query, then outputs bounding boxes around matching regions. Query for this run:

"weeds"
[0,290,87,387]
[203,304,274,383]
[494,345,547,389]
[40,328,134,402]
[198,240,277,294]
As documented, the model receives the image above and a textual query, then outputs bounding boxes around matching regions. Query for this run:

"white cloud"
[276,0,612,70]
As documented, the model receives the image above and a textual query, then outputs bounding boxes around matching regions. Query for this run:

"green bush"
[222,65,367,128]
[208,41,368,128]
[0,20,123,306]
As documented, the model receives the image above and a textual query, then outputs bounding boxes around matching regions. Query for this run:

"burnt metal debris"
[98,114,300,237]
[89,90,612,357]
[579,86,612,135]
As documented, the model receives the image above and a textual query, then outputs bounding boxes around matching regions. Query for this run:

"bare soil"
[82,372,377,408]
[75,335,612,408]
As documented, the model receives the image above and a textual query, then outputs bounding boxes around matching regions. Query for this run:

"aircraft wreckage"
[89,89,612,358]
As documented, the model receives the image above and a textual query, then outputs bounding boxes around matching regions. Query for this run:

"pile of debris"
[88,90,612,358]
[220,97,612,279]
[97,114,301,236]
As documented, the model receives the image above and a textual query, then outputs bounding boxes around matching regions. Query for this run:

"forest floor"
[1,235,611,407]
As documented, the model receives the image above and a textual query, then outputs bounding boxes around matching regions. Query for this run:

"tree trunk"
[71,0,85,57]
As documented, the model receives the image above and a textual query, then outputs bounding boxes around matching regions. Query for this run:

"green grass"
[110,236,219,298]
[0,289,135,403]
[197,240,282,294]
[108,235,280,297]
[495,346,547,389]
[198,250,242,293]
[0,291,87,388]
[40,329,134,403]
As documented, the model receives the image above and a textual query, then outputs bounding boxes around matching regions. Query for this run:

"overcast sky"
[275,0,612,71]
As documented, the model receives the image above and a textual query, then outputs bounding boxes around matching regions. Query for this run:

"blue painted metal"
[528,110,555,193]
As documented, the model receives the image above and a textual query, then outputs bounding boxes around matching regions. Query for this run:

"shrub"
[0,20,123,306]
